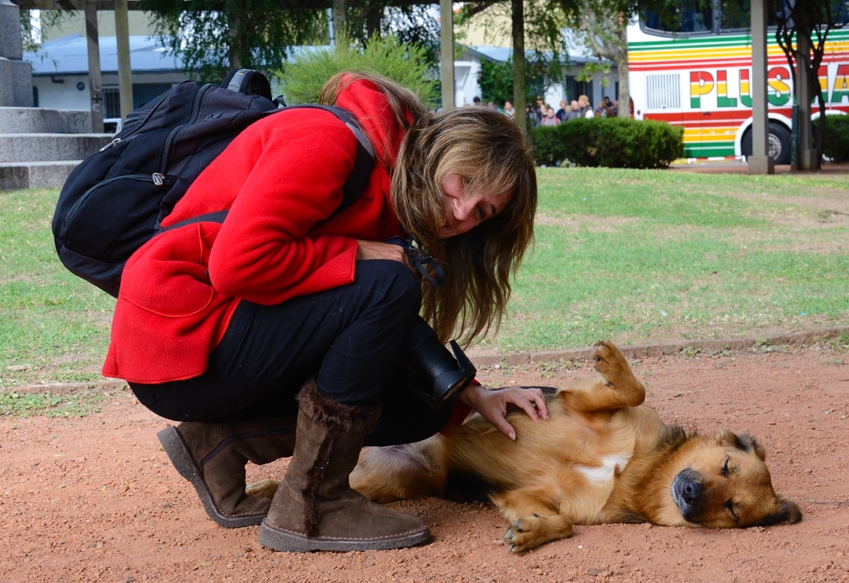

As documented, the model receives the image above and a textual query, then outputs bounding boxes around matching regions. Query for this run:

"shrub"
[275,34,437,105]
[529,118,684,169]
[822,114,849,163]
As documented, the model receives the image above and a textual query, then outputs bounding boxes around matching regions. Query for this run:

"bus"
[627,1,849,164]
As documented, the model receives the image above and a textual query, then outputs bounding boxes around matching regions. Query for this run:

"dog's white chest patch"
[577,454,632,485]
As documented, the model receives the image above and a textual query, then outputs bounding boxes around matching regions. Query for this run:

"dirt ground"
[2,343,848,583]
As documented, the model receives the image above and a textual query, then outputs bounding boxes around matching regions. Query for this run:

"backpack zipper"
[61,174,165,237]
[98,137,122,152]
[157,83,215,173]
[97,82,202,154]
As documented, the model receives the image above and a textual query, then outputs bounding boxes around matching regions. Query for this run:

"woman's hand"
[355,239,411,267]
[457,384,549,441]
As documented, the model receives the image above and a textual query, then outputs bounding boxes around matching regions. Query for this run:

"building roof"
[24,34,186,76]
[466,45,614,67]
[23,34,614,78]
[23,35,341,77]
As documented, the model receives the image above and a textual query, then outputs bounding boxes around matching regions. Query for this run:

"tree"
[139,0,326,82]
[563,0,631,118]
[774,0,849,165]
[456,0,570,131]
[345,2,442,69]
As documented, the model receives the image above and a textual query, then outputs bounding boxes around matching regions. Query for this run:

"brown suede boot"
[258,381,432,552]
[157,416,297,528]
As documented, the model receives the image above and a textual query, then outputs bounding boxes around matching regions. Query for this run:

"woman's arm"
[207,113,365,304]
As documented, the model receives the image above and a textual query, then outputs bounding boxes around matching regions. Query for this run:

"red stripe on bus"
[631,53,849,72]
[643,108,794,123]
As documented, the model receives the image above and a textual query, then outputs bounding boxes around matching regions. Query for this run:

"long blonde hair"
[321,71,537,345]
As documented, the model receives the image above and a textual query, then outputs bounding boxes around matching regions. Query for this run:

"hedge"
[822,115,849,163]
[529,117,684,169]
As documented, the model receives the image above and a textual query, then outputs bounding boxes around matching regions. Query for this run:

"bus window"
[644,0,714,35]
[719,0,781,31]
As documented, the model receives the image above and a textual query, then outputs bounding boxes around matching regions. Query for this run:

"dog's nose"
[682,481,701,503]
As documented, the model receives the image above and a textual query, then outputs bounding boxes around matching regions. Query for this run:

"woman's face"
[438,173,513,238]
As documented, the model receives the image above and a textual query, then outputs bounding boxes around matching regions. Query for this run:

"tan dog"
[248,341,801,551]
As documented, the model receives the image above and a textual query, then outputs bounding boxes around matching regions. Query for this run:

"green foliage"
[276,34,437,105]
[823,115,849,163]
[140,0,325,83]
[479,53,567,106]
[19,9,74,53]
[529,118,683,168]
[344,4,441,70]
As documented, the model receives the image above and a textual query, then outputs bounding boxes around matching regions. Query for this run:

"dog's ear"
[752,495,802,527]
[734,432,766,461]
[717,431,766,461]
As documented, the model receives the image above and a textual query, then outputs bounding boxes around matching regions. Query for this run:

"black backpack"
[52,69,374,298]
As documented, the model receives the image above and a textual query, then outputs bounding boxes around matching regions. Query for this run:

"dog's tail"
[350,436,447,503]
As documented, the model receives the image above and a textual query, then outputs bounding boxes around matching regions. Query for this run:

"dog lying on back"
[248,341,801,552]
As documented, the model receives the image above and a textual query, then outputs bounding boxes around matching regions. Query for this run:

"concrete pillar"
[794,34,818,170]
[748,0,774,174]
[84,2,104,132]
[0,0,33,107]
[115,0,134,121]
[440,0,455,110]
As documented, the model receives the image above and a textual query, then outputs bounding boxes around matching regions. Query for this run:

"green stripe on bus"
[628,28,848,52]
[683,144,736,157]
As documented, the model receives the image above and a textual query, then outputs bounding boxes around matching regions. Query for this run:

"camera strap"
[384,234,445,287]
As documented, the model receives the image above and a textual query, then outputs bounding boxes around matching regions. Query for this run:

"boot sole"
[258,521,432,552]
[157,426,267,528]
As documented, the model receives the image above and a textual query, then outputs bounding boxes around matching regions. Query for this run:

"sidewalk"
[668,159,849,175]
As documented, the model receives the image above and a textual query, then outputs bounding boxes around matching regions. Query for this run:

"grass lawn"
[1,167,848,388]
[483,168,849,353]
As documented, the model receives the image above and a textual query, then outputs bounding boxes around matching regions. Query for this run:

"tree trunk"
[229,10,242,70]
[618,59,630,118]
[366,5,381,40]
[512,0,526,133]
[332,0,347,42]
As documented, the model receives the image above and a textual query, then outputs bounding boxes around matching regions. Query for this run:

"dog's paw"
[502,514,548,553]
[593,340,637,385]
[245,478,280,499]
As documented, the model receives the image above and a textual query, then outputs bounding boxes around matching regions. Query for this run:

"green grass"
[483,168,849,352]
[2,169,848,393]
[0,391,105,418]
[1,189,116,389]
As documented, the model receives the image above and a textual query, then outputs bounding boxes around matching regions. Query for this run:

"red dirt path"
[2,344,848,582]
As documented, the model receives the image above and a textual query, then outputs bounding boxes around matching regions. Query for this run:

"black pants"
[130,260,455,446]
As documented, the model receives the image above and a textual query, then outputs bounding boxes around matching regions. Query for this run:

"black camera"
[385,235,476,408]
[403,317,477,409]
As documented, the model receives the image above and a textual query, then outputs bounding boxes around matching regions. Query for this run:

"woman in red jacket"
[104,71,544,552]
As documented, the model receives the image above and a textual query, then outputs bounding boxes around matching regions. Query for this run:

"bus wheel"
[742,123,792,165]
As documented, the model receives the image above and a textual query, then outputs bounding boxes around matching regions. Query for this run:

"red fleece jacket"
[102,78,406,384]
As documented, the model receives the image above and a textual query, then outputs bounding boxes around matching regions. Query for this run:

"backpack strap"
[163,105,374,232]
[288,104,375,217]
[163,210,230,232]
